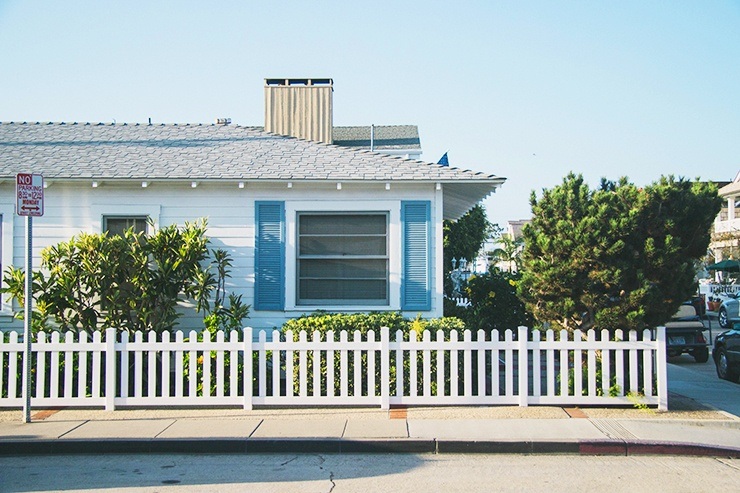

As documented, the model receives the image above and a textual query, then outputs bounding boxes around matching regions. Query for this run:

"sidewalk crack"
[248,419,264,438]
[57,420,88,439]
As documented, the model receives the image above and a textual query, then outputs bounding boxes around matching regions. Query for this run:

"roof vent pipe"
[370,124,375,152]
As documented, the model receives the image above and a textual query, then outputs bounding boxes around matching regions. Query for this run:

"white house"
[0,80,505,331]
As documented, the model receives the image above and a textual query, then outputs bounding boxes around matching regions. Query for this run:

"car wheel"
[715,347,740,381]
[718,307,730,329]
[693,346,709,363]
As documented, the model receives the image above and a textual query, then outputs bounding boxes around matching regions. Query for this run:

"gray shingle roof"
[0,122,505,219]
[332,125,421,151]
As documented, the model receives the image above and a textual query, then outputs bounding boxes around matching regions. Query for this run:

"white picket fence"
[0,326,668,410]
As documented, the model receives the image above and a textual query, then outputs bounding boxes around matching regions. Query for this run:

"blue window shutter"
[401,201,431,311]
[255,201,285,311]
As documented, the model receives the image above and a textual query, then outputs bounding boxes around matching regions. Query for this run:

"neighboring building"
[0,79,506,331]
[333,125,422,160]
[709,173,738,263]
[505,219,530,240]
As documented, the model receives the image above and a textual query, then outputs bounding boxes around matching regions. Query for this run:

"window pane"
[299,279,387,302]
[105,217,147,236]
[299,259,387,279]
[300,236,386,256]
[297,213,388,305]
[299,214,386,235]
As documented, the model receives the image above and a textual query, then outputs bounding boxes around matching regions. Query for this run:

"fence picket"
[161,331,171,398]
[187,330,197,398]
[267,330,277,398]
[395,329,404,398]
[463,330,473,398]
[353,330,362,397]
[216,331,225,398]
[77,331,87,399]
[436,331,445,397]
[326,330,335,398]
[147,331,157,398]
[339,331,347,398]
[532,330,541,398]
[244,327,253,410]
[587,330,596,397]
[312,330,320,397]
[615,329,625,397]
[559,330,568,397]
[504,330,514,397]
[643,328,653,397]
[228,330,238,399]
[9,332,20,400]
[546,330,555,397]
[476,330,486,397]
[601,329,611,397]
[422,330,431,397]
[410,330,418,398]
[629,330,639,393]
[174,331,184,398]
[491,329,500,397]
[49,332,60,399]
[368,330,376,398]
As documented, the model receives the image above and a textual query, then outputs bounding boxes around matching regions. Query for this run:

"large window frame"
[91,204,161,235]
[103,215,149,236]
[285,200,401,311]
[296,211,390,306]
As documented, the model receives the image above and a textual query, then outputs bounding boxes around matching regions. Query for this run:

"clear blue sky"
[1,1,739,227]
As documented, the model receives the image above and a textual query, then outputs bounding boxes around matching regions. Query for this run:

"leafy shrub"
[446,269,533,332]
[278,312,467,397]
[1,219,249,334]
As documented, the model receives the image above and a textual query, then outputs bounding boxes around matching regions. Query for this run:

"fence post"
[518,326,529,407]
[380,327,390,410]
[243,327,253,410]
[105,328,116,411]
[655,326,668,411]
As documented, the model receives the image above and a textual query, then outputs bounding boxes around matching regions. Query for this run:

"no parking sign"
[16,173,44,217]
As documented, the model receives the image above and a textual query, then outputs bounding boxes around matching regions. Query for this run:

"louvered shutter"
[401,201,431,310]
[255,201,285,311]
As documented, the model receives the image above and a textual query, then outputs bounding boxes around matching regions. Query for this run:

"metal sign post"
[16,173,44,423]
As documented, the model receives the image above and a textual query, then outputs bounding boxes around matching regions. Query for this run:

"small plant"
[627,391,654,412]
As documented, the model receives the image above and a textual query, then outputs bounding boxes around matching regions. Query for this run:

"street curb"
[0,439,737,457]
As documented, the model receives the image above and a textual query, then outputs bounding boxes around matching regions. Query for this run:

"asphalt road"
[667,345,740,416]
[2,453,739,492]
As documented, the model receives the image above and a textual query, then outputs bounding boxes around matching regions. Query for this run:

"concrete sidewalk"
[1,401,738,457]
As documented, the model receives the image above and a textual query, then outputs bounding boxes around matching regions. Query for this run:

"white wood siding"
[0,181,443,332]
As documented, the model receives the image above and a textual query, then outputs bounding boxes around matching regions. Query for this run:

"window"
[103,216,148,236]
[297,213,389,305]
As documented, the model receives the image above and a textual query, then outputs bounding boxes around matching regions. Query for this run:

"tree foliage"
[489,235,524,272]
[443,204,493,271]
[445,269,533,332]
[517,173,721,333]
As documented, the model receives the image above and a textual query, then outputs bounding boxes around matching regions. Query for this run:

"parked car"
[714,325,740,382]
[717,293,740,328]
[665,302,709,363]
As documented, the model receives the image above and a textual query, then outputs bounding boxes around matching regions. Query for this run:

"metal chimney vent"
[264,78,333,144]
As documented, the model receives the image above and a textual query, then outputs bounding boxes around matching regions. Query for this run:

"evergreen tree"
[518,173,721,333]
[443,204,494,271]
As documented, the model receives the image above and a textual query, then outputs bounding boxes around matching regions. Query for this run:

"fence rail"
[0,326,668,410]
